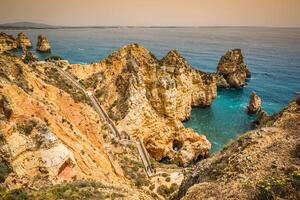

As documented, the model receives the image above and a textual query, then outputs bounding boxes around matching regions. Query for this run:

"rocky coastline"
[1,32,299,200]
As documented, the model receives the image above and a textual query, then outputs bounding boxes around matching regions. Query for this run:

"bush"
[45,55,64,61]
[157,183,178,198]
[1,188,30,200]
[254,171,300,200]
[23,52,38,64]
[16,119,38,135]
[149,184,155,190]
[0,162,12,183]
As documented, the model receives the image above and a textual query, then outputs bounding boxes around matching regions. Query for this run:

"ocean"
[3,27,300,152]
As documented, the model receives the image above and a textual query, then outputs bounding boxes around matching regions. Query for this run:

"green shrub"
[16,119,38,135]
[157,183,178,198]
[45,55,64,61]
[165,177,171,182]
[254,171,300,200]
[1,188,30,200]
[149,184,155,191]
[0,162,12,183]
[23,52,38,64]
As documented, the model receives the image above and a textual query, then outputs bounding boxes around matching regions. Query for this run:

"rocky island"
[0,34,299,200]
[17,32,32,48]
[36,35,51,52]
[216,49,251,88]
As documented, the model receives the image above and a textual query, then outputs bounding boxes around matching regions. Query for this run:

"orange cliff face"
[68,44,217,166]
[0,53,126,186]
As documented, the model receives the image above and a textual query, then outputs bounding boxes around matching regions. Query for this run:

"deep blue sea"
[3,27,300,152]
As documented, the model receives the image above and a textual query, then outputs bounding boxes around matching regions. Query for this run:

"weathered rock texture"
[36,35,51,52]
[17,32,32,48]
[216,49,251,88]
[0,52,172,199]
[247,91,261,114]
[69,44,217,166]
[174,101,300,200]
[0,32,18,52]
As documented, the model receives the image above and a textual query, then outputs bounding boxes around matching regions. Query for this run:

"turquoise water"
[2,27,300,152]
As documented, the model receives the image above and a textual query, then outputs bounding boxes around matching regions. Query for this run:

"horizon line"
[0,21,300,29]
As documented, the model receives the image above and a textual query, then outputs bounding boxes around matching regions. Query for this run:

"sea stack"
[247,91,261,114]
[216,49,251,88]
[0,32,18,52]
[17,32,32,48]
[36,35,51,52]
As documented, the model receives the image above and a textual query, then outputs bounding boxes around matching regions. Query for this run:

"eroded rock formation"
[247,91,261,114]
[17,32,32,48]
[174,101,300,200]
[68,44,217,166]
[36,35,51,52]
[0,32,18,52]
[216,49,251,88]
[0,52,171,199]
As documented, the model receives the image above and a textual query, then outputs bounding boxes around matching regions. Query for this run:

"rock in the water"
[214,73,230,88]
[0,32,18,52]
[17,32,32,48]
[217,49,251,88]
[247,91,261,114]
[36,35,51,52]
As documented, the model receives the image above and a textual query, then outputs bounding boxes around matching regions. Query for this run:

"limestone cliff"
[0,32,18,53]
[17,32,32,48]
[216,49,251,88]
[68,44,217,166]
[36,35,51,52]
[174,101,300,200]
[0,53,156,199]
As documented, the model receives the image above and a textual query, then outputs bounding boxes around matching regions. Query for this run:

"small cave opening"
[193,153,209,163]
[159,156,171,164]
[172,140,183,152]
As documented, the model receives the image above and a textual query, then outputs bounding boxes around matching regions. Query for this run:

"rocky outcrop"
[216,49,251,88]
[0,32,18,52]
[68,44,217,166]
[0,53,160,199]
[0,118,76,182]
[0,53,122,185]
[36,35,51,52]
[174,101,300,200]
[247,91,261,114]
[17,32,32,48]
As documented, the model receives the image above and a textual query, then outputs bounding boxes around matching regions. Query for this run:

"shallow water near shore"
[3,27,300,152]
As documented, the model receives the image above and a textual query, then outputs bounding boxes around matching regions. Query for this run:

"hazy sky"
[1,0,299,27]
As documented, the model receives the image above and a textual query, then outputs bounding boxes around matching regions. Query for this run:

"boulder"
[247,91,261,114]
[217,49,251,88]
[36,35,51,52]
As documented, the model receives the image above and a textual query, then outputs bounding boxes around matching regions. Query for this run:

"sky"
[0,0,299,27]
